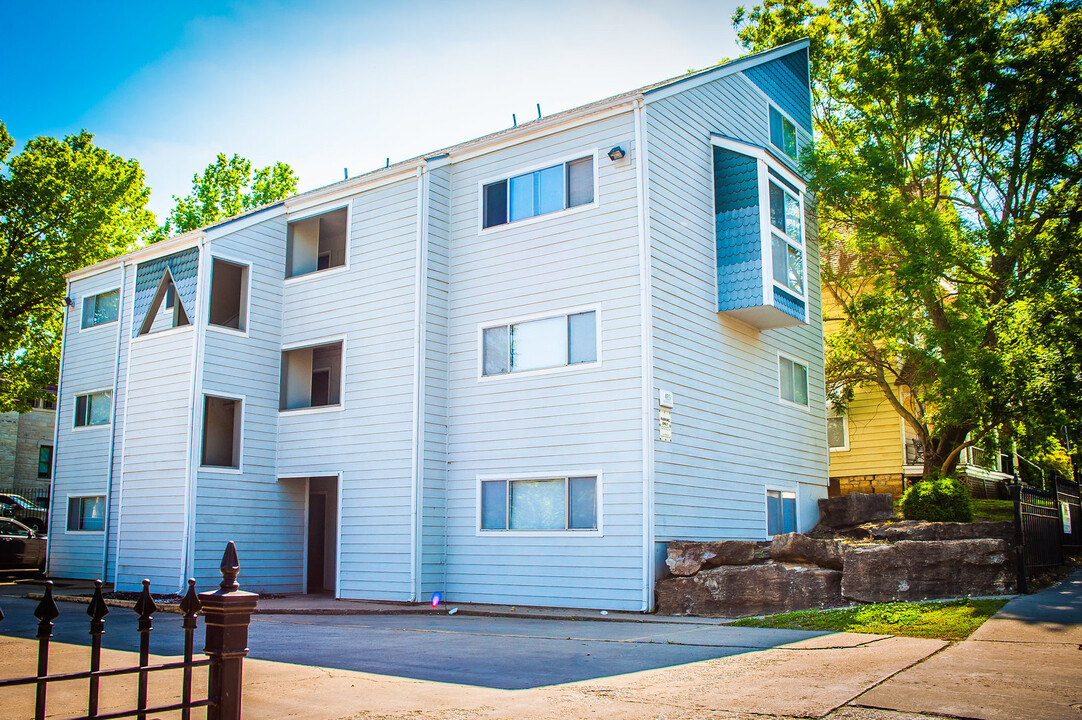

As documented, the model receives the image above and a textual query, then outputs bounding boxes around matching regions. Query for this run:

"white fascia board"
[710,134,807,194]
[66,232,204,283]
[643,38,811,105]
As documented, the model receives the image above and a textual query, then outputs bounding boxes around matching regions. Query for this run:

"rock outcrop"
[768,533,844,570]
[818,493,894,528]
[665,540,758,576]
[841,539,1016,602]
[656,562,843,617]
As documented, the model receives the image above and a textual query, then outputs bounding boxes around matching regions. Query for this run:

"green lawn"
[728,598,1008,641]
[891,497,1014,523]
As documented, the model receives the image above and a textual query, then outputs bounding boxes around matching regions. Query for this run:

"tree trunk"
[920,426,970,481]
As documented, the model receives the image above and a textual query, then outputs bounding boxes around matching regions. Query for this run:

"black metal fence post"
[134,579,158,720]
[1010,482,1029,594]
[200,541,258,720]
[33,581,59,720]
[180,579,202,720]
[87,579,109,718]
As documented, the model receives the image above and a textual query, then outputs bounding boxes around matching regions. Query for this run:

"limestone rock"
[818,493,895,528]
[769,533,844,570]
[665,540,758,576]
[842,539,1016,603]
[655,562,844,617]
[862,520,1013,542]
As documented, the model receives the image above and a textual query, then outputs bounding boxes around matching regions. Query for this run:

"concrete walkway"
[2,572,1080,719]
[854,569,1082,720]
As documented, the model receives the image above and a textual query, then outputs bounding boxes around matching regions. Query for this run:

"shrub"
[901,477,973,522]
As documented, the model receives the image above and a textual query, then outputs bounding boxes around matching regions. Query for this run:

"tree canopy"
[735,0,1082,479]
[163,153,298,235]
[0,122,156,410]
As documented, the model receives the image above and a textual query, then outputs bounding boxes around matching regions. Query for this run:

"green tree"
[0,123,156,410]
[164,153,298,235]
[734,0,1082,479]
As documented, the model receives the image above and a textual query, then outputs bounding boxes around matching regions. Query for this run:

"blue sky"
[3,0,745,219]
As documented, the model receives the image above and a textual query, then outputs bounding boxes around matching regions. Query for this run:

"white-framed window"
[778,354,809,407]
[481,154,596,229]
[67,495,105,532]
[81,289,120,329]
[481,310,597,377]
[769,106,798,162]
[208,257,250,332]
[286,205,348,279]
[766,489,797,535]
[74,390,112,428]
[201,394,243,470]
[479,474,599,532]
[769,179,804,297]
[280,340,344,411]
[827,409,849,451]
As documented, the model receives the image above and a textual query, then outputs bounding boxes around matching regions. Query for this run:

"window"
[202,395,242,468]
[769,181,804,296]
[482,156,594,229]
[767,490,796,535]
[137,275,190,335]
[74,391,112,427]
[67,496,105,531]
[31,396,56,410]
[769,106,798,161]
[38,446,53,479]
[286,207,347,278]
[827,412,848,451]
[778,356,808,406]
[81,290,119,329]
[481,476,597,531]
[280,341,343,410]
[208,258,249,331]
[482,311,596,376]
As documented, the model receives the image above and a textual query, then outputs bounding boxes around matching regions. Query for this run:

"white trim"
[184,238,209,587]
[62,493,108,534]
[475,304,602,382]
[284,200,353,281]
[634,98,656,612]
[764,485,799,538]
[474,470,605,537]
[827,411,850,452]
[709,135,807,193]
[77,287,121,332]
[100,264,126,579]
[115,263,136,581]
[71,388,114,430]
[642,39,811,104]
[764,173,808,303]
[409,166,429,601]
[46,280,71,570]
[278,336,348,414]
[66,232,203,283]
[130,324,194,343]
[302,477,310,594]
[198,390,246,474]
[767,103,801,164]
[476,148,600,235]
[335,471,343,599]
[777,351,811,410]
[206,252,252,337]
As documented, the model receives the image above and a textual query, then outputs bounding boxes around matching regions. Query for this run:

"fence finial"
[34,581,59,639]
[134,579,158,619]
[219,541,240,592]
[88,579,109,625]
[180,578,201,617]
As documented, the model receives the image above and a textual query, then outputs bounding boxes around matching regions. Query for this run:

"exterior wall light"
[607,146,626,161]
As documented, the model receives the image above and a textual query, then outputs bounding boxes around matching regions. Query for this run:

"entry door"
[307,492,327,593]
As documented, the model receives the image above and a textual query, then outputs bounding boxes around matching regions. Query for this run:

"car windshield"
[2,495,41,510]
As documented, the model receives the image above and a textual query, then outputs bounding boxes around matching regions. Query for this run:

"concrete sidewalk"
[854,569,1082,720]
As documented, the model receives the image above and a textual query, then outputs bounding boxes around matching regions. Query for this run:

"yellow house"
[824,296,1013,498]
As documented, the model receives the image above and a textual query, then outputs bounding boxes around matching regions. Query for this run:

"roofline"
[66,39,811,283]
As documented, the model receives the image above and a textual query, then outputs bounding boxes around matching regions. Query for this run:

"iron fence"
[0,541,257,720]
[1053,474,1081,550]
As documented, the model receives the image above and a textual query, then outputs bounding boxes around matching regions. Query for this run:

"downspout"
[46,280,72,576]
[100,263,127,580]
[409,165,430,602]
[633,97,657,612]
[181,235,209,589]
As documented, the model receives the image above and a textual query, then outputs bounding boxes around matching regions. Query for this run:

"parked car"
[0,493,48,534]
[0,517,46,574]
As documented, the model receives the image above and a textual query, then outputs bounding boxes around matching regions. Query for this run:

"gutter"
[45,281,71,575]
[100,263,127,580]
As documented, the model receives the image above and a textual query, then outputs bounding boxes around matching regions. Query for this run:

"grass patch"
[728,598,1008,641]
[971,498,1014,522]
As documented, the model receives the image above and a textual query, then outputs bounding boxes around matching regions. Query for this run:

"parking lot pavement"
[0,594,837,689]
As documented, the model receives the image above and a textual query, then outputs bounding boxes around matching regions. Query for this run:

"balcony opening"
[281,341,343,410]
[208,258,249,331]
[286,208,347,278]
[202,395,241,469]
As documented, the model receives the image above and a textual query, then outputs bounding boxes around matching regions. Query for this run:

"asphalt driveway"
[0,591,829,689]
